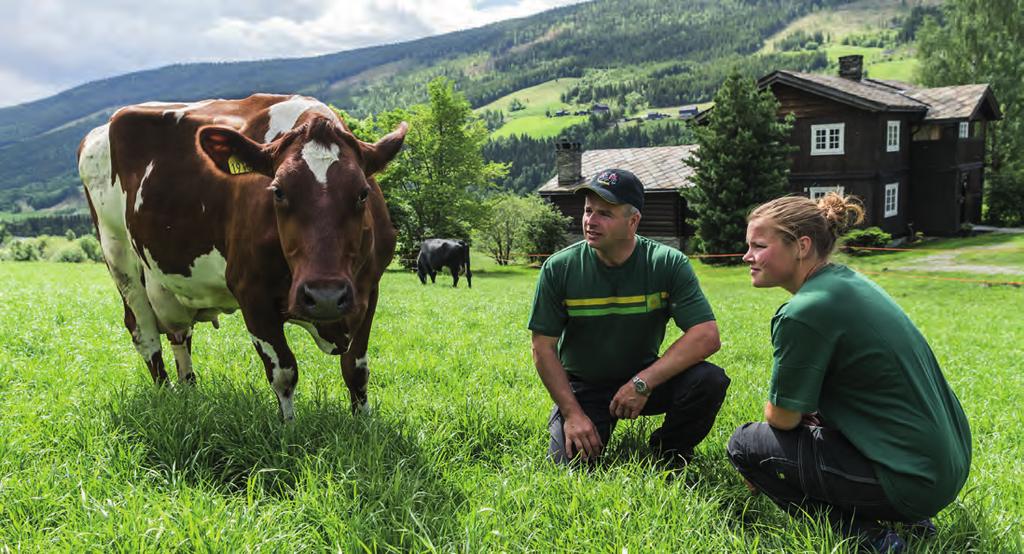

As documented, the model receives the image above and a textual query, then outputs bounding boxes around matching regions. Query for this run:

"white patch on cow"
[288,320,339,355]
[134,160,155,213]
[354,400,372,416]
[272,365,296,421]
[264,96,334,143]
[301,141,340,187]
[80,123,164,370]
[251,335,295,421]
[355,356,368,371]
[162,100,215,123]
[251,335,280,370]
[171,342,193,382]
[142,246,238,312]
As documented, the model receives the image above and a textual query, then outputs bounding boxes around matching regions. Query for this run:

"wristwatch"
[632,375,651,396]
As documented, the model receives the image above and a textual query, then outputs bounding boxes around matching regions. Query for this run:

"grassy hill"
[476,79,588,140]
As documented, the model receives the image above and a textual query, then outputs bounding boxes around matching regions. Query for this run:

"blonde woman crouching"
[726,193,971,553]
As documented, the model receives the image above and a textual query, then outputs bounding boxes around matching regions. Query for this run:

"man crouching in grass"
[528,168,729,467]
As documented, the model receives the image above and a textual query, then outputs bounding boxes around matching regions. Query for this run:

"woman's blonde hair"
[748,193,865,258]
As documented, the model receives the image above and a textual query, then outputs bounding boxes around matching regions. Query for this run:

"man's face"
[582,193,637,250]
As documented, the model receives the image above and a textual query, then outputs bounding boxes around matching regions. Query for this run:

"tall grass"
[1,245,1021,551]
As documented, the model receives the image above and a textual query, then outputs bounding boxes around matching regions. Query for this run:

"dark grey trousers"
[727,422,914,533]
[548,361,730,463]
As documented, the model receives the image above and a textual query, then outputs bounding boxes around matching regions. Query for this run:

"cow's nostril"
[302,286,317,309]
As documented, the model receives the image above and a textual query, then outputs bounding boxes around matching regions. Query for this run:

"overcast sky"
[0,0,585,108]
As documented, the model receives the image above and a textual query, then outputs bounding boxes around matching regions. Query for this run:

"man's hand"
[563,412,603,460]
[609,381,648,420]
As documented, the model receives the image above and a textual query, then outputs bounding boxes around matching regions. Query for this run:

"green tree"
[683,71,794,263]
[917,0,1024,225]
[475,192,529,265]
[473,193,570,265]
[356,77,508,266]
[520,195,571,263]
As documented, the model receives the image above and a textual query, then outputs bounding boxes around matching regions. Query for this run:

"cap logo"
[597,171,618,186]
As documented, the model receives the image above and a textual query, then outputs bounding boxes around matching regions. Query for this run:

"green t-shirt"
[769,263,971,520]
[528,236,715,385]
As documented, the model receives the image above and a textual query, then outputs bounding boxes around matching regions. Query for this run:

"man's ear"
[198,126,274,177]
[360,122,408,176]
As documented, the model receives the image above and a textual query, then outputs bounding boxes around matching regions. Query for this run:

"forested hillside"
[0,0,873,211]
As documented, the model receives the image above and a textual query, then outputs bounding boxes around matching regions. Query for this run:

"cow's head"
[198,116,407,322]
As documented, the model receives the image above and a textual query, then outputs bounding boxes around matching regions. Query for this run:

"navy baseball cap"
[573,168,645,212]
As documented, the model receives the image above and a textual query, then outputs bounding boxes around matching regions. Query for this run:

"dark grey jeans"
[727,422,914,533]
[548,361,730,463]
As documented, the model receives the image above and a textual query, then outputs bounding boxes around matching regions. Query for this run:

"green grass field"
[1,236,1022,551]
[476,78,589,140]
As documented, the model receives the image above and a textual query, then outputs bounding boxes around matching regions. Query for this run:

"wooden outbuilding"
[537,141,697,249]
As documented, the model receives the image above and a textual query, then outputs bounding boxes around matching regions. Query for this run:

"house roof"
[537,144,698,193]
[759,70,1001,122]
[760,70,927,112]
[905,84,1002,121]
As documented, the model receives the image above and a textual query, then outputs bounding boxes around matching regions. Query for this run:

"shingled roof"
[760,70,927,112]
[537,144,698,193]
[906,84,1001,121]
[759,70,1001,122]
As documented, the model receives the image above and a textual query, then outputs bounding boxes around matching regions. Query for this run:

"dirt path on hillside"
[890,243,1023,275]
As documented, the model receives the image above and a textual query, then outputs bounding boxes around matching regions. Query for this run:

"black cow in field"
[417,239,472,288]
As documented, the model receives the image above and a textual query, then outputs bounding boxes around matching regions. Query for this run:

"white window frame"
[807,185,845,200]
[886,120,900,152]
[959,121,970,138]
[811,123,845,155]
[884,182,899,217]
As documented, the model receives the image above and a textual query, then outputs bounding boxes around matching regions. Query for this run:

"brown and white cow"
[77,94,406,420]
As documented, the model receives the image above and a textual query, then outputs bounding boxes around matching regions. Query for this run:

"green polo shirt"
[769,263,971,520]
[528,236,715,385]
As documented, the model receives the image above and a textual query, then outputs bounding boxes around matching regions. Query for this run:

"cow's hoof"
[352,401,372,416]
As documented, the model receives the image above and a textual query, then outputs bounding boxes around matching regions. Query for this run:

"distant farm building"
[678,105,700,119]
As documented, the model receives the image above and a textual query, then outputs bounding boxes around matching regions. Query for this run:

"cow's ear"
[360,121,408,176]
[198,126,274,177]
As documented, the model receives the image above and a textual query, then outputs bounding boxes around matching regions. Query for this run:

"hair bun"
[817,192,864,236]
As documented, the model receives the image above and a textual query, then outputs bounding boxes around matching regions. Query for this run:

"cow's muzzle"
[296,280,354,321]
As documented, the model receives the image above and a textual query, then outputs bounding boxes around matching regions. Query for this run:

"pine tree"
[682,71,794,263]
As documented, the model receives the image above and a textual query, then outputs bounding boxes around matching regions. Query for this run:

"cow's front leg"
[168,328,196,385]
[242,310,298,421]
[341,286,379,414]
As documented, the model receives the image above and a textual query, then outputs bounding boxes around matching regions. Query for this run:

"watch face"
[633,377,648,394]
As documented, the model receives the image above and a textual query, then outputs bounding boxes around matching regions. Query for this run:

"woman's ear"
[796,235,813,260]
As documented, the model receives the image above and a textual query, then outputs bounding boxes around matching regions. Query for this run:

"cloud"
[0,0,584,108]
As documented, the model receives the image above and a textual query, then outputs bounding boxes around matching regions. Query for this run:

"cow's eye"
[269,185,285,201]
[357,187,369,207]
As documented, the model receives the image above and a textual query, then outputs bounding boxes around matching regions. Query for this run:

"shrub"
[10,239,41,261]
[52,243,87,263]
[841,226,892,255]
[77,235,104,262]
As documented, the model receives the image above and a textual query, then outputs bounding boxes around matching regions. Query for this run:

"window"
[808,185,845,200]
[959,121,969,138]
[886,120,900,152]
[811,123,845,155]
[884,182,899,217]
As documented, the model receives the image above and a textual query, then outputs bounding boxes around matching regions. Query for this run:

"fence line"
[496,247,1024,288]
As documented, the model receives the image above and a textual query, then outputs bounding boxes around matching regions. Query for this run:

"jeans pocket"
[759,456,800,484]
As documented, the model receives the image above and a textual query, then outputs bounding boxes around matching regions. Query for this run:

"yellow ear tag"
[228,155,254,175]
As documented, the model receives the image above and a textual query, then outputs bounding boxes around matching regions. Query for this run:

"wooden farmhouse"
[759,55,1002,236]
[537,141,697,249]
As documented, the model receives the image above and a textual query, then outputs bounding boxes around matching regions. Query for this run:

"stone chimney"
[838,55,863,81]
[555,140,582,187]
